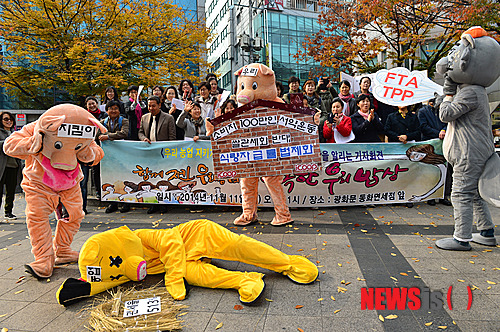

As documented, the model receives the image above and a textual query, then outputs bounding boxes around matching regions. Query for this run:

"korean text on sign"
[123,297,161,318]
[220,148,277,163]
[58,123,96,139]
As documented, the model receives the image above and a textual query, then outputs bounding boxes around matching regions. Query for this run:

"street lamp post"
[229,1,267,89]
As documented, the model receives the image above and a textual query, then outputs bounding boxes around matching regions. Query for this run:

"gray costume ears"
[460,47,471,72]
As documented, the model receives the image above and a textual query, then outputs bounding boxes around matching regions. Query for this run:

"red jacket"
[323,115,352,143]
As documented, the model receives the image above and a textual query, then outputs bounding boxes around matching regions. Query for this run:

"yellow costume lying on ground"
[57,219,318,306]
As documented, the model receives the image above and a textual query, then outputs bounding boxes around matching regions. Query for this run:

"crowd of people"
[78,73,452,214]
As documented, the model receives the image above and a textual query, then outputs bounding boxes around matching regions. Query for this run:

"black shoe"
[405,203,414,208]
[105,204,118,214]
[147,206,158,214]
[427,200,436,206]
[83,208,89,215]
[119,204,130,213]
[5,213,17,220]
[440,198,452,206]
[158,205,168,214]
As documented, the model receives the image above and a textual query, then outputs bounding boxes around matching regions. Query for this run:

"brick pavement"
[0,194,499,331]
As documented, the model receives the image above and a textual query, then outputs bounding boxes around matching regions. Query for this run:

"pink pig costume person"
[233,63,293,227]
[3,104,105,278]
[434,27,500,251]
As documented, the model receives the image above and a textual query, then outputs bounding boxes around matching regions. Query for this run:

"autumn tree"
[0,0,211,109]
[298,0,499,76]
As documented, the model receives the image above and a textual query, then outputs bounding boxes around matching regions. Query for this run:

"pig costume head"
[235,63,283,104]
[30,104,106,171]
[436,26,500,87]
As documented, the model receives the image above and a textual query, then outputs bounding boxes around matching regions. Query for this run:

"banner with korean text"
[100,139,446,207]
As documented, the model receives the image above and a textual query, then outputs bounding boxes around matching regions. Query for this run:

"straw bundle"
[86,284,188,331]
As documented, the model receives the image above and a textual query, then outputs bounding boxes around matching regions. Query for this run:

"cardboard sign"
[123,297,161,318]
[372,67,443,106]
[210,100,322,179]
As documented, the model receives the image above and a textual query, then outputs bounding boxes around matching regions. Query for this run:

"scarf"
[358,110,370,120]
[130,97,143,129]
[190,116,204,136]
[88,108,100,117]
[339,93,354,115]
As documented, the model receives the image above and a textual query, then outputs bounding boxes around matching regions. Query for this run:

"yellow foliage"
[0,0,212,108]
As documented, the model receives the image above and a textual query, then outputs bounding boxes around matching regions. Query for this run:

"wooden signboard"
[210,100,321,179]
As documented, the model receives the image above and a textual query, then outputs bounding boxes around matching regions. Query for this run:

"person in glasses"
[0,112,23,220]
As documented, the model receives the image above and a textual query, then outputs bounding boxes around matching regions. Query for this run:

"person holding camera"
[322,98,353,143]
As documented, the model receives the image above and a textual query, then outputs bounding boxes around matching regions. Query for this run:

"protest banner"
[372,67,443,106]
[100,139,446,207]
[209,99,321,179]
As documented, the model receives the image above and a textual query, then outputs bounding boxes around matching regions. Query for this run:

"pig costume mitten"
[3,104,105,278]
[232,63,293,227]
[434,27,500,250]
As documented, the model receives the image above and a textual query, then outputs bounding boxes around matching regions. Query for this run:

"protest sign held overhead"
[372,67,443,106]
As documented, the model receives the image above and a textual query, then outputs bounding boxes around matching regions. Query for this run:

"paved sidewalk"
[1,194,499,331]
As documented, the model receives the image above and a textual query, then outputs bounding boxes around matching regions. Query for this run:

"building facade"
[206,0,337,92]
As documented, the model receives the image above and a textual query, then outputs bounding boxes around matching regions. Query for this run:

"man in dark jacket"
[384,105,421,143]
[98,100,130,213]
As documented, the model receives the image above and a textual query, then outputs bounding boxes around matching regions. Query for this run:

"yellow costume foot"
[238,272,265,304]
[233,214,258,226]
[283,255,318,284]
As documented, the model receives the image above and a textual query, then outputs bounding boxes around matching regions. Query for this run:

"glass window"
[288,15,297,29]
[297,16,305,31]
[280,14,288,29]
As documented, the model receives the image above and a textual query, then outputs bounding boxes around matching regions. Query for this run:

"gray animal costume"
[435,27,500,250]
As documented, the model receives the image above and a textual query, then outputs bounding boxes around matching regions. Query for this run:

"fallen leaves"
[441,267,449,271]
[233,305,243,310]
[333,309,341,314]
[385,314,398,320]
[295,305,304,309]
[330,296,336,301]
[486,280,496,285]
[14,290,24,295]
[379,314,384,322]
[265,298,273,302]
[337,287,348,293]
[7,267,12,271]
[298,328,305,332]
[424,322,432,326]
[215,321,223,329]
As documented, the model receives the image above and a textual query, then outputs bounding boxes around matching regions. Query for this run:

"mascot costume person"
[3,104,105,278]
[56,219,319,306]
[435,27,500,251]
[233,63,293,227]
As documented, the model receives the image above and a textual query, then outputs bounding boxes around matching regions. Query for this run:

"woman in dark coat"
[350,94,385,143]
[0,111,23,220]
[384,105,421,143]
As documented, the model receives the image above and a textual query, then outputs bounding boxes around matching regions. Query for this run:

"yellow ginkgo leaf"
[334,309,341,314]
[317,298,324,302]
[441,267,448,271]
[265,298,273,302]
[486,280,496,285]
[425,322,433,326]
[385,314,398,319]
[331,296,336,301]
[215,322,223,329]
[438,326,447,329]
[379,315,384,322]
